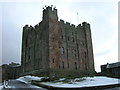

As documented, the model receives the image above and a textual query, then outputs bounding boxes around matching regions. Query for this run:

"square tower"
[21,6,95,78]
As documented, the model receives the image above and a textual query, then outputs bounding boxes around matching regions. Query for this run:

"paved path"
[1,80,47,90]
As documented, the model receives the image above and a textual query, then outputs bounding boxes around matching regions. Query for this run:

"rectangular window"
[85,52,87,58]
[68,63,69,68]
[73,37,74,42]
[61,35,63,40]
[75,62,77,70]
[53,59,54,63]
[61,47,64,54]
[68,36,69,41]
[62,61,64,69]
[28,47,30,60]
[75,50,76,56]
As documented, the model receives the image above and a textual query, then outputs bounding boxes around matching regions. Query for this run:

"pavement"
[1,80,47,90]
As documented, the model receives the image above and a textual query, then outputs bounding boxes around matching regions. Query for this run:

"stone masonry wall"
[21,21,49,76]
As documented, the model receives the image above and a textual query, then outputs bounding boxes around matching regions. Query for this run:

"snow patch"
[0,85,13,89]
[17,75,45,84]
[59,78,66,81]
[0,86,3,89]
[41,76,119,88]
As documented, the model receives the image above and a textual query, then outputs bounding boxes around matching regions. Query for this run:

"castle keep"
[21,6,95,78]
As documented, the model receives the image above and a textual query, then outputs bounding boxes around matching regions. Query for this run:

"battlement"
[23,24,29,28]
[23,24,31,30]
[82,22,90,26]
[60,19,64,23]
[42,5,58,20]
[66,22,70,26]
[43,5,57,15]
[34,24,39,29]
[23,24,35,31]
[43,5,57,11]
[59,19,76,28]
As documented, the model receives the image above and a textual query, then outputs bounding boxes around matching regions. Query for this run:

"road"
[1,80,47,90]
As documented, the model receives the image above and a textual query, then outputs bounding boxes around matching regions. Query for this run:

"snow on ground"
[16,76,120,88]
[17,75,45,84]
[41,76,120,88]
[0,84,13,89]
[0,86,3,90]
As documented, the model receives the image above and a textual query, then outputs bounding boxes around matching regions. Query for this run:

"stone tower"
[21,6,95,78]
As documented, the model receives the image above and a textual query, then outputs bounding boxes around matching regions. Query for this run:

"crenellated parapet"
[23,24,29,30]
[42,5,58,20]
[34,24,39,29]
[82,22,89,26]
[59,19,76,28]
[60,19,64,24]
[23,24,34,30]
[43,5,57,12]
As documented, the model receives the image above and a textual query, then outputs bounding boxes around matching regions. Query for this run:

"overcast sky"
[1,0,118,72]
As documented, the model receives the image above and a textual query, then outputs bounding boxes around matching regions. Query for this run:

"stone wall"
[21,19,49,76]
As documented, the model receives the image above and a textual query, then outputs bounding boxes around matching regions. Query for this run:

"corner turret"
[42,5,58,21]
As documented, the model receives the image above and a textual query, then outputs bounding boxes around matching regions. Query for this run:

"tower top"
[43,5,57,11]
[42,5,58,21]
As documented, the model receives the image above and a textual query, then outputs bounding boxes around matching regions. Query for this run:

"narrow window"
[28,47,30,60]
[85,52,87,58]
[28,55,30,60]
[61,35,63,40]
[68,36,69,41]
[77,43,79,47]
[73,37,74,42]
[67,49,68,52]
[68,63,69,68]
[61,47,64,54]
[62,61,64,69]
[75,62,77,70]
[82,42,85,46]
[53,59,54,63]
[75,50,76,56]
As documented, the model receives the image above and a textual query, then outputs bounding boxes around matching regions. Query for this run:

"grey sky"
[1,0,118,72]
